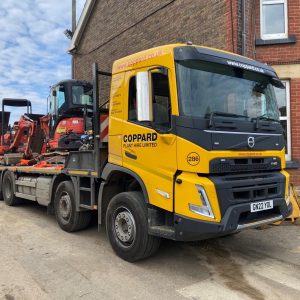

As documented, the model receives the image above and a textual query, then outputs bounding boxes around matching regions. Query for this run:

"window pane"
[72,85,93,105]
[128,77,137,121]
[274,82,286,117]
[262,4,285,35]
[280,119,288,153]
[56,86,66,109]
[263,0,282,2]
[152,73,171,129]
[176,60,280,120]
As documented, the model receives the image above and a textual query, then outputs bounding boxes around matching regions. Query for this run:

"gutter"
[68,0,96,53]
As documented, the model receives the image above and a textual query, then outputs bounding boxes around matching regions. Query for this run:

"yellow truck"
[0,44,292,261]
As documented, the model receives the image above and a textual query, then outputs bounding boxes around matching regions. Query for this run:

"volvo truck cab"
[107,44,291,246]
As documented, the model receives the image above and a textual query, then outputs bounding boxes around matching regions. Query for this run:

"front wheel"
[106,191,161,262]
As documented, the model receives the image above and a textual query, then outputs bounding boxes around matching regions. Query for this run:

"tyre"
[106,191,161,262]
[2,171,22,206]
[54,181,91,232]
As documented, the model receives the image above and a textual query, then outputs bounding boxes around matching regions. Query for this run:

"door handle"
[125,151,137,160]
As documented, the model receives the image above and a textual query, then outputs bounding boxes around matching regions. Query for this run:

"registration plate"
[250,200,273,212]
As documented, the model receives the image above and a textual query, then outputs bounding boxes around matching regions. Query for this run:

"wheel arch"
[48,174,75,213]
[98,163,149,225]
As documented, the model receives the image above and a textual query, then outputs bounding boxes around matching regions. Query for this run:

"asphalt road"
[0,201,300,300]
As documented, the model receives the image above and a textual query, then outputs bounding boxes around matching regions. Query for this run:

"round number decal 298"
[187,152,200,166]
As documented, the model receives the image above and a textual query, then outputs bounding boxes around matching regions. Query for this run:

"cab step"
[149,225,175,239]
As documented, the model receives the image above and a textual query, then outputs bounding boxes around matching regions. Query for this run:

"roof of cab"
[112,43,276,76]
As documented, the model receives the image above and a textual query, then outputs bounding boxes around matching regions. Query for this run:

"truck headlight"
[189,185,215,219]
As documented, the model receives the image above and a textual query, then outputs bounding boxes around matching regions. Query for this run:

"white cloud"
[0,0,85,122]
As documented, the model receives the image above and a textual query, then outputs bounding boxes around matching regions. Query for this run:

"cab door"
[122,67,177,212]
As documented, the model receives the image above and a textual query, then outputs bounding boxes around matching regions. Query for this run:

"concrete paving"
[0,201,300,300]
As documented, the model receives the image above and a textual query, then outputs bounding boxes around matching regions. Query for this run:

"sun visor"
[174,46,277,78]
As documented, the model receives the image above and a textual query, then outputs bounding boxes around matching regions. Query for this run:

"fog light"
[189,185,215,219]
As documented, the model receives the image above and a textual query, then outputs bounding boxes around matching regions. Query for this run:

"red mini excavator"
[0,80,109,165]
[0,99,44,158]
[43,79,95,151]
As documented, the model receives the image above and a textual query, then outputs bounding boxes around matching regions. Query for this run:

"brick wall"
[289,78,300,183]
[253,0,300,184]
[254,0,300,64]
[225,0,256,58]
[226,0,238,53]
[73,0,227,83]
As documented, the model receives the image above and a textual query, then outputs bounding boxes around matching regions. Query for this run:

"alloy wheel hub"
[114,210,135,243]
[60,193,72,220]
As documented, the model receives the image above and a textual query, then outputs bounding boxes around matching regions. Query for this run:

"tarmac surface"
[0,200,300,300]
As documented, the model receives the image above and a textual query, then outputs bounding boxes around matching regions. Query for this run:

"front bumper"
[173,198,292,241]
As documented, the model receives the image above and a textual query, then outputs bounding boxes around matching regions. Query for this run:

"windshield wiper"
[255,114,281,123]
[253,114,281,130]
[208,111,248,128]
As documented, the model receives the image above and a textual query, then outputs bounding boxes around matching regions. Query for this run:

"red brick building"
[69,0,300,183]
[230,0,300,183]
[255,0,300,184]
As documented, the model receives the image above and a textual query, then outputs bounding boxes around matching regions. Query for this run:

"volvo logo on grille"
[248,136,255,148]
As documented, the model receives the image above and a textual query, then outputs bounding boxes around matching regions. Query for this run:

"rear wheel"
[106,191,161,262]
[54,181,91,232]
[2,171,22,206]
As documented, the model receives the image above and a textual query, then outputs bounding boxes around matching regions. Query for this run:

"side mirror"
[52,90,57,97]
[136,71,153,122]
[271,77,285,89]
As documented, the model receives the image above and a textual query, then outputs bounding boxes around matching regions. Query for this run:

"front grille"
[210,157,281,174]
[209,172,285,216]
[232,182,278,201]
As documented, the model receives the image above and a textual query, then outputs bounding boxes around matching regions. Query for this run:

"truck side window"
[152,73,171,129]
[128,72,171,129]
[128,76,137,121]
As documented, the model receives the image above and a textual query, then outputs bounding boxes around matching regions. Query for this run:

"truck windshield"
[72,85,93,106]
[176,60,280,121]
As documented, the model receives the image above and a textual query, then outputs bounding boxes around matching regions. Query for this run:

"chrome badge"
[248,136,255,148]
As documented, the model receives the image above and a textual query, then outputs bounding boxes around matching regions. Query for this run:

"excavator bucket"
[287,184,300,222]
[273,184,300,225]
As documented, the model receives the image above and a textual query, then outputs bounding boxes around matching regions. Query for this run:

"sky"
[0,0,86,122]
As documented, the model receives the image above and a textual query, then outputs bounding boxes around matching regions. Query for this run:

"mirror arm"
[150,121,171,134]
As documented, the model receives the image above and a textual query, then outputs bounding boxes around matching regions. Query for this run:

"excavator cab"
[0,111,11,154]
[1,99,32,141]
[47,80,93,150]
[1,99,32,155]
[0,98,44,158]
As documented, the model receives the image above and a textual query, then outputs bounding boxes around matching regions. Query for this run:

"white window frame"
[260,0,288,40]
[279,80,291,161]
